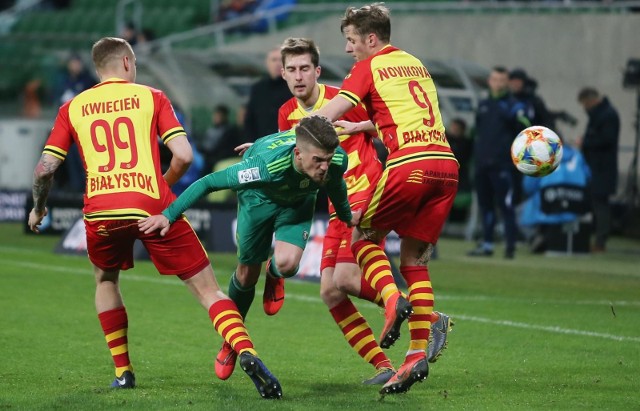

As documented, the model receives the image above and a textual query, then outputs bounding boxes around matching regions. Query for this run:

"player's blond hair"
[296,115,339,151]
[280,37,320,68]
[92,37,134,71]
[340,2,391,43]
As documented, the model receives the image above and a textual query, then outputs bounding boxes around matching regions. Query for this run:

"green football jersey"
[163,129,352,223]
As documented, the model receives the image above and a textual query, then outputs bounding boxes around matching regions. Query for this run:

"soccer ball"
[511,126,563,177]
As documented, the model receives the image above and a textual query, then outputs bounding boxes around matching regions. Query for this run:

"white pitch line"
[5,259,640,343]
[449,314,640,343]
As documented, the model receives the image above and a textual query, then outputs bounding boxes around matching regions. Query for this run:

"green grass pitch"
[1,222,639,410]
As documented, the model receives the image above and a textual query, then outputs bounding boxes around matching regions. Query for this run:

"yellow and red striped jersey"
[338,46,456,165]
[44,78,185,220]
[278,83,383,218]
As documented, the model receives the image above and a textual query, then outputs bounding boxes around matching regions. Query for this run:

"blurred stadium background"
[0,0,639,237]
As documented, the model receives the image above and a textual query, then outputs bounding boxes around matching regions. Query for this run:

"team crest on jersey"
[238,167,261,184]
[302,231,309,241]
[300,179,309,188]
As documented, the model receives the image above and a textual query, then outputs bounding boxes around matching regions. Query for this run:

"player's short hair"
[491,66,509,75]
[295,115,339,151]
[281,37,320,68]
[92,37,134,71]
[340,2,391,43]
[577,87,599,102]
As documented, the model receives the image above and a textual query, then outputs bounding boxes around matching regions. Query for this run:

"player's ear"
[316,66,321,79]
[367,33,376,47]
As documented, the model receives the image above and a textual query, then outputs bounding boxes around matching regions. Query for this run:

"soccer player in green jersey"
[139,115,360,384]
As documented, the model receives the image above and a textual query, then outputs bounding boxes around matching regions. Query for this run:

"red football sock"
[329,298,391,369]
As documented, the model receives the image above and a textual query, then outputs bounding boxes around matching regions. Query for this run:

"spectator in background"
[55,53,97,192]
[56,53,96,105]
[235,103,247,134]
[218,0,257,22]
[577,87,620,252]
[509,68,577,132]
[200,104,243,172]
[519,140,591,253]
[468,66,533,259]
[120,22,138,47]
[243,47,291,141]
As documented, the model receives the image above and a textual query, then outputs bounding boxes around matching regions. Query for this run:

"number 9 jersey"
[43,78,185,220]
[337,45,453,161]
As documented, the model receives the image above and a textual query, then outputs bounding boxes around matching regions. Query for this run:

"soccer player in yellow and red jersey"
[316,3,459,395]
[27,37,282,399]
[278,37,395,385]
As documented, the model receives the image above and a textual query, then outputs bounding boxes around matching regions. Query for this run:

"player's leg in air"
[351,227,412,351]
[320,221,394,385]
[329,227,453,365]
[262,194,316,316]
[262,240,302,316]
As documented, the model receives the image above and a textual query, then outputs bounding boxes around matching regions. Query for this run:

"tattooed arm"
[28,153,63,233]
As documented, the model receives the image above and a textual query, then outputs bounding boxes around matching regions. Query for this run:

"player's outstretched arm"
[333,120,376,136]
[315,95,354,122]
[138,214,171,236]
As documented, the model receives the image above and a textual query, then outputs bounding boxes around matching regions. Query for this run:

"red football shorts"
[320,219,356,272]
[320,218,386,271]
[360,158,459,244]
[85,217,209,280]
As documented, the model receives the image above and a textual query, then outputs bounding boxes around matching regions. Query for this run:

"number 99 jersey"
[43,78,185,220]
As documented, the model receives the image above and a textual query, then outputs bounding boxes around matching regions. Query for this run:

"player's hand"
[138,215,171,236]
[347,209,362,228]
[333,120,360,136]
[234,142,253,156]
[28,207,47,234]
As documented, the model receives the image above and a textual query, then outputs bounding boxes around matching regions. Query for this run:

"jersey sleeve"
[42,104,73,161]
[162,156,271,223]
[338,61,374,108]
[156,91,187,145]
[325,150,352,223]
[278,105,290,132]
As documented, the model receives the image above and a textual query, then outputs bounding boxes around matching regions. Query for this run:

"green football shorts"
[235,190,316,264]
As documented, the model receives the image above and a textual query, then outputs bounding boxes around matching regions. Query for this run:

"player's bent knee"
[274,260,298,278]
[320,286,345,307]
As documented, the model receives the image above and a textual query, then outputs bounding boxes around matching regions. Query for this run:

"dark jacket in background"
[243,76,291,141]
[581,97,620,197]
[474,92,532,170]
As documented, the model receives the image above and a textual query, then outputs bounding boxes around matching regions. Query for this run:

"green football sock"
[228,271,255,319]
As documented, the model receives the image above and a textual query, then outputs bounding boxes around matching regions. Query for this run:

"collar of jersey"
[95,77,129,87]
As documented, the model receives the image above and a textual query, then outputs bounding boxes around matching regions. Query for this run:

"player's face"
[343,26,370,62]
[295,145,334,185]
[282,54,321,105]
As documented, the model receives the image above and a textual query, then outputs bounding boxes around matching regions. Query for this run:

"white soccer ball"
[511,126,563,177]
